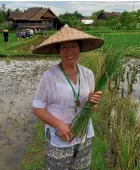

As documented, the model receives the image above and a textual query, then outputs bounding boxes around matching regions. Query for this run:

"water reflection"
[0,60,59,170]
[118,59,140,102]
[0,58,139,170]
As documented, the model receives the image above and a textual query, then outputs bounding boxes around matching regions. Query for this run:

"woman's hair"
[55,40,82,53]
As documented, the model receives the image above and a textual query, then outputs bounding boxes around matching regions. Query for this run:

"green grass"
[85,31,140,49]
[91,137,109,170]
[104,33,140,49]
[0,33,40,57]
[0,32,56,57]
[0,33,17,47]
[21,122,46,170]
[1,31,140,58]
[85,31,140,55]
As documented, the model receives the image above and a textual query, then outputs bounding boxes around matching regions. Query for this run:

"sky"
[0,1,140,16]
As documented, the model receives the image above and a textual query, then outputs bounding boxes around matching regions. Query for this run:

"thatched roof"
[42,11,57,19]
[30,8,49,20]
[8,12,23,20]
[103,12,113,17]
[8,7,58,21]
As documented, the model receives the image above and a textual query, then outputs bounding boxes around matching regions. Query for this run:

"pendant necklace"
[59,62,80,112]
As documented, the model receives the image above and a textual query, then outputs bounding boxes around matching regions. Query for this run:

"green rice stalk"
[72,46,136,138]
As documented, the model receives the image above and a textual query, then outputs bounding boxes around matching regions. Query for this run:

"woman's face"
[59,41,80,65]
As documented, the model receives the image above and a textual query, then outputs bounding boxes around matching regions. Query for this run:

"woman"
[32,25,104,170]
[16,29,22,41]
[3,29,9,45]
[21,29,26,41]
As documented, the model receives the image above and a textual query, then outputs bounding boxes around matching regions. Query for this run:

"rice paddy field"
[0,30,140,170]
[86,31,140,57]
[0,31,140,57]
[0,32,16,46]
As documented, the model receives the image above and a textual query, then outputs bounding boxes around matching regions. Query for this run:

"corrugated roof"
[81,19,94,24]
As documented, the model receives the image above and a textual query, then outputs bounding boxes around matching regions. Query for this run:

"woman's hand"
[88,91,102,111]
[55,121,73,142]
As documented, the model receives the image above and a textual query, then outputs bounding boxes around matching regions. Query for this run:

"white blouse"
[33,64,95,147]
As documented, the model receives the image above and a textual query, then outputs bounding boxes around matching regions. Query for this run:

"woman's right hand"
[56,121,73,142]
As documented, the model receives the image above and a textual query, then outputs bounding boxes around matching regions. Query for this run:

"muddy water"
[0,59,59,170]
[0,58,140,170]
[119,58,140,102]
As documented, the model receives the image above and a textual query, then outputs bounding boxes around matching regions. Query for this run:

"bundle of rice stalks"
[72,46,134,139]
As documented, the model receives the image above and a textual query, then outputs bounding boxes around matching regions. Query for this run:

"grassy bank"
[0,33,39,57]
[0,32,54,58]
[21,122,46,170]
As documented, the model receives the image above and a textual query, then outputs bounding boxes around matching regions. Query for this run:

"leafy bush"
[0,22,13,30]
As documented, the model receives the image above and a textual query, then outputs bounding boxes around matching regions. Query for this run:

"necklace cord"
[59,62,80,104]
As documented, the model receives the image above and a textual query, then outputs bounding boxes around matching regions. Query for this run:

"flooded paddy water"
[0,58,140,170]
[0,59,59,170]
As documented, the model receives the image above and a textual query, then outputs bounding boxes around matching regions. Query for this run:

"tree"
[73,11,83,19]
[1,4,6,11]
[92,9,105,20]
[135,9,140,23]
[59,11,84,27]
[13,8,22,12]
[119,11,136,29]
[0,4,7,24]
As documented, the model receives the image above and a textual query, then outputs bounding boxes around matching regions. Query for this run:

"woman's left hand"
[88,91,102,111]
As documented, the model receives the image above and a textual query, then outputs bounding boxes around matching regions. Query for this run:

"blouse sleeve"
[89,70,95,91]
[32,74,52,108]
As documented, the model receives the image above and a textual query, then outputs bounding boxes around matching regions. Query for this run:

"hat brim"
[33,38,104,54]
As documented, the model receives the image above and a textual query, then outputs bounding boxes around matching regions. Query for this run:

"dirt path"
[13,37,46,52]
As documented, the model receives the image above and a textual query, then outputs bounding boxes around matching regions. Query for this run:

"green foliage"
[92,10,140,30]
[13,8,23,12]
[0,4,8,24]
[73,10,84,19]
[118,10,140,30]
[0,9,7,24]
[93,89,140,170]
[91,137,109,170]
[58,11,84,27]
[92,9,105,20]
[0,21,12,30]
[120,11,135,30]
[72,46,131,139]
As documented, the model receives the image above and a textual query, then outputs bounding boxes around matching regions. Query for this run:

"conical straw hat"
[33,25,104,54]
[3,29,8,32]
